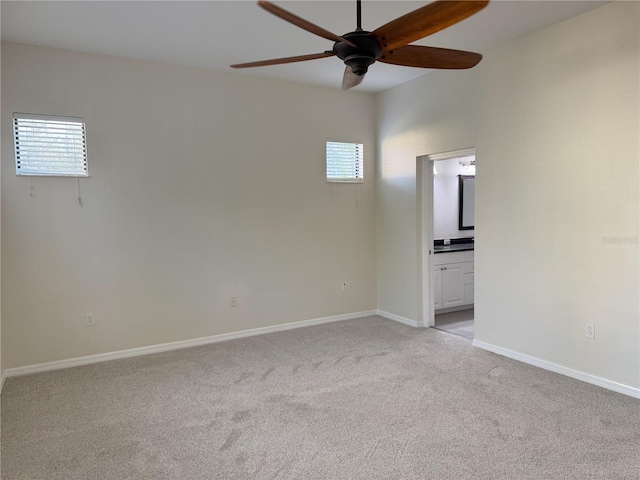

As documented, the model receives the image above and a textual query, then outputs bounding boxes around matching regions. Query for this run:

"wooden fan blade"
[342,66,365,90]
[379,45,482,69]
[258,0,357,48]
[231,52,335,69]
[373,0,489,51]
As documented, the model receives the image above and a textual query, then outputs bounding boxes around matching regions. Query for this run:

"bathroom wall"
[434,156,475,240]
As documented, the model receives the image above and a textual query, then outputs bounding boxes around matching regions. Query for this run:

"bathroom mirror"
[458,175,475,230]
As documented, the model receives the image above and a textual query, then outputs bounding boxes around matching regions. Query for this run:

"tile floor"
[433,308,474,339]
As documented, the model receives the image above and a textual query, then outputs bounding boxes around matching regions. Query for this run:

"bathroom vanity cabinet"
[432,250,474,310]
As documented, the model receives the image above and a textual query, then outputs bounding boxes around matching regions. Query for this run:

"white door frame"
[417,148,475,327]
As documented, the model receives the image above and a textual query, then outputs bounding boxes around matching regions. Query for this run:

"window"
[326,141,363,183]
[13,113,88,176]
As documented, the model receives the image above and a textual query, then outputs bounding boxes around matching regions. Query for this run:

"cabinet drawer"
[463,261,474,274]
[464,272,474,285]
[433,251,466,265]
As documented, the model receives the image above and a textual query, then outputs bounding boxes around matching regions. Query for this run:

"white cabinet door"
[432,265,443,310]
[433,256,474,311]
[442,263,465,308]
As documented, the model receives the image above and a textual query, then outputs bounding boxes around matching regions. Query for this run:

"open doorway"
[418,149,475,339]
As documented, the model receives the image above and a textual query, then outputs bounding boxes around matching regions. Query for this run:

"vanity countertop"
[433,237,474,254]
[433,244,474,253]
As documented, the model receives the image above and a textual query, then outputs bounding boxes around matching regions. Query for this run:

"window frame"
[13,112,89,177]
[325,140,364,184]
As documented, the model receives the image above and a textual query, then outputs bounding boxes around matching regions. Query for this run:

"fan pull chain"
[29,176,34,197]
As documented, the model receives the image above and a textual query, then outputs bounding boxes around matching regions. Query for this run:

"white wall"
[1,42,377,370]
[377,2,639,388]
[0,91,2,472]
[434,157,474,239]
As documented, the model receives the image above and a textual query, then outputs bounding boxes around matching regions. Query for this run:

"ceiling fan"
[231,0,489,90]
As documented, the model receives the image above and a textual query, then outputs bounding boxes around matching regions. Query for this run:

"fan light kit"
[231,0,489,89]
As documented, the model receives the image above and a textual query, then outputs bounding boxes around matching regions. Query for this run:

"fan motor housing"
[333,31,383,76]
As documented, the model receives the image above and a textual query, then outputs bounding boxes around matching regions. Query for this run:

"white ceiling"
[1,0,609,93]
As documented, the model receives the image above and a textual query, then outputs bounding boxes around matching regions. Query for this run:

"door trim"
[417,148,475,327]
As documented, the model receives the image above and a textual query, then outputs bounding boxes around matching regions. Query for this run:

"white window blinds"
[326,141,363,183]
[13,113,88,177]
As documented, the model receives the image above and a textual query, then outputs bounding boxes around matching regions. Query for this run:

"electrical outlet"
[342,282,348,292]
[86,313,95,326]
[230,297,237,308]
[586,324,595,339]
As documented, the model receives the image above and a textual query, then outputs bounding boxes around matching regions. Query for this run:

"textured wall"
[1,43,377,369]
[376,2,639,388]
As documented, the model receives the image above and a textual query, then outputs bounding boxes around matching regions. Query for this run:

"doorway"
[417,149,475,339]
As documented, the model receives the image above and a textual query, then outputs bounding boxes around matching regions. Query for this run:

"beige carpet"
[2,316,639,479]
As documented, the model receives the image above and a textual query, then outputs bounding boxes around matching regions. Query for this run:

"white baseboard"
[473,339,640,399]
[2,310,378,381]
[377,310,419,328]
